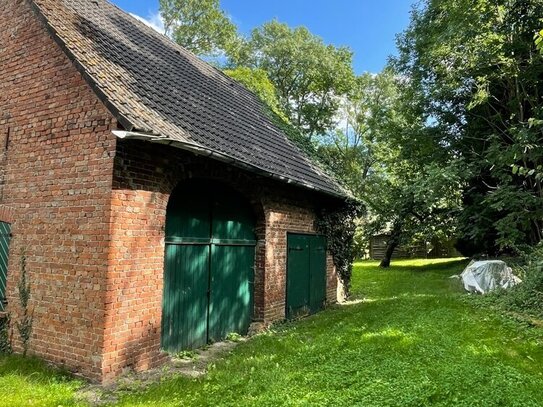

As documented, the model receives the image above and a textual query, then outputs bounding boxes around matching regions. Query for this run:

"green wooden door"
[309,235,327,314]
[286,234,310,318]
[161,181,255,352]
[0,221,11,312]
[208,189,255,341]
[161,185,211,351]
[286,234,327,319]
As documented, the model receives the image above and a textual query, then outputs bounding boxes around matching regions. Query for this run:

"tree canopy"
[160,0,543,267]
[159,0,238,57]
[231,20,355,139]
[393,0,543,255]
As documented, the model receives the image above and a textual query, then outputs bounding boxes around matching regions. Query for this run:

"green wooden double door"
[161,181,256,352]
[286,234,328,319]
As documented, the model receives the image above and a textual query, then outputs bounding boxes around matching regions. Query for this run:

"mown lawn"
[3,258,543,406]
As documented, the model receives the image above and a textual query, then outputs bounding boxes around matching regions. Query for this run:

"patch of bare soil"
[77,340,242,406]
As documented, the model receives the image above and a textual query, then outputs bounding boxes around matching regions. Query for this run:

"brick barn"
[0,0,349,381]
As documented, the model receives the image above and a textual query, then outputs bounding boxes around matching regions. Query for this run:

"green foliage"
[159,0,239,57]
[332,70,462,266]
[315,201,363,295]
[490,245,543,318]
[225,332,243,342]
[16,249,33,357]
[175,350,198,360]
[0,315,12,355]
[393,0,543,255]
[317,72,399,197]
[535,27,543,53]
[230,20,354,138]
[223,67,287,121]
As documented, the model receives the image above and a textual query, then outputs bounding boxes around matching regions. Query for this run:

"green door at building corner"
[161,181,256,352]
[286,233,327,319]
[0,221,11,313]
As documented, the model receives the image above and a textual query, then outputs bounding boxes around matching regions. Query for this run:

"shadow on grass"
[355,258,469,273]
[0,354,79,385]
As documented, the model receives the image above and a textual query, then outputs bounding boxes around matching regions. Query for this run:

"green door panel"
[162,180,256,352]
[286,234,327,319]
[161,243,209,351]
[309,235,327,313]
[286,234,310,319]
[0,221,11,313]
[165,183,211,241]
[208,245,254,342]
[211,185,256,242]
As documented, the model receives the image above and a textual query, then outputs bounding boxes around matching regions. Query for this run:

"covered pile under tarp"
[461,260,521,294]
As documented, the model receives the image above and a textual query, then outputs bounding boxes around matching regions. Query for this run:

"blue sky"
[111,0,416,74]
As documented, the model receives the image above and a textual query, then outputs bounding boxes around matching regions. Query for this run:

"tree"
[536,28,543,53]
[230,20,354,139]
[159,0,238,57]
[318,72,398,196]
[223,67,287,121]
[360,92,461,268]
[393,0,543,255]
[319,70,461,267]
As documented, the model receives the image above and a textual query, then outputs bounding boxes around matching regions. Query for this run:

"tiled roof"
[29,0,347,198]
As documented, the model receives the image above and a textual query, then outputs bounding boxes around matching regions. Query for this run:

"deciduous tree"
[231,20,354,139]
[393,0,543,255]
[160,0,238,57]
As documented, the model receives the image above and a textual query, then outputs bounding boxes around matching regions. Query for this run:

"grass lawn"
[2,258,543,406]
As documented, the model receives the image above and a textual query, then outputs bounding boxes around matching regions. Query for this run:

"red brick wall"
[262,202,338,321]
[1,1,339,382]
[104,141,338,379]
[103,141,270,380]
[0,0,116,381]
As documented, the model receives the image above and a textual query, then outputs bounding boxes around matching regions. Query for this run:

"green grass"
[0,355,83,407]
[2,258,543,406]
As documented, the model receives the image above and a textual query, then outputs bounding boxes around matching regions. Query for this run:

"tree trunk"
[379,221,403,268]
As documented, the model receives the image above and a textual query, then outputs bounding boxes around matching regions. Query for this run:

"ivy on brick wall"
[316,201,363,296]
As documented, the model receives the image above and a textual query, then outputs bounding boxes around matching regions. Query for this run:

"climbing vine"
[316,201,363,296]
[0,314,12,354]
[17,248,33,357]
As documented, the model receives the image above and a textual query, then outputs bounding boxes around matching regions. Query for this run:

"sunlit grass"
[113,257,543,406]
[0,355,84,407]
[2,258,543,406]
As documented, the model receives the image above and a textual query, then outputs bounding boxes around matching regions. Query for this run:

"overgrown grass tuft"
[490,247,543,319]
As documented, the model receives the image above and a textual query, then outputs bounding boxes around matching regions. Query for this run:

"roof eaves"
[112,130,350,200]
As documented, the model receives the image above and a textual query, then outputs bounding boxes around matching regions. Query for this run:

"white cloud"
[129,11,165,34]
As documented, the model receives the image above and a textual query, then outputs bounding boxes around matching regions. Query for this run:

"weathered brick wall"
[104,141,268,380]
[0,0,116,380]
[105,140,338,379]
[1,1,339,383]
[262,202,338,321]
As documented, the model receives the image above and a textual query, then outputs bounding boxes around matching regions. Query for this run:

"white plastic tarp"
[461,260,521,294]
